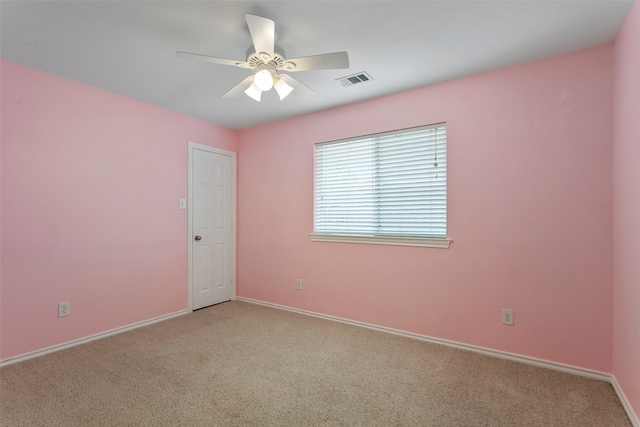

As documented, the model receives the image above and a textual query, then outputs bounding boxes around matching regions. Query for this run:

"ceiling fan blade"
[278,74,316,97]
[176,51,250,68]
[222,75,255,98]
[245,14,275,59]
[280,51,349,72]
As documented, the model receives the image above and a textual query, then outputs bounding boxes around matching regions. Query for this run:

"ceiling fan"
[176,14,350,102]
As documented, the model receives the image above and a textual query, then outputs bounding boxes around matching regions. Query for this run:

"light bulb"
[274,77,294,100]
[254,69,274,91]
[244,83,262,102]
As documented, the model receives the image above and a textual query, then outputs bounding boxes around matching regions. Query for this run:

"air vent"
[336,71,373,87]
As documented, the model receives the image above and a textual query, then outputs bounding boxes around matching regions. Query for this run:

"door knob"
[194,235,202,241]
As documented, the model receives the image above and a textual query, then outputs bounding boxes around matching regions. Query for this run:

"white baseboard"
[0,309,190,367]
[238,296,639,426]
[612,374,640,427]
[2,297,636,426]
[237,297,610,380]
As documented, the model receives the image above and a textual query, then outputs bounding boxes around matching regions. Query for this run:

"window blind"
[314,123,446,238]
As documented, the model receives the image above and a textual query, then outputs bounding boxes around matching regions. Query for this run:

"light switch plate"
[179,198,186,210]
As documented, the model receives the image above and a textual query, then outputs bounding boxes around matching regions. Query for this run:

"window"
[311,123,449,248]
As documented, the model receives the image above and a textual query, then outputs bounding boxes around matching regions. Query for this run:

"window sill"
[309,233,451,248]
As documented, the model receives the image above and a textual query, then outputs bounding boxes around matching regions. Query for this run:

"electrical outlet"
[58,302,71,317]
[296,279,302,290]
[502,309,513,326]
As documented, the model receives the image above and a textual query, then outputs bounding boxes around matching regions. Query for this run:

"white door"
[191,146,235,310]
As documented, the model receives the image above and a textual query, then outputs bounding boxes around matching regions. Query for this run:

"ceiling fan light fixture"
[176,14,349,103]
[244,82,262,101]
[274,77,294,100]
[254,68,274,91]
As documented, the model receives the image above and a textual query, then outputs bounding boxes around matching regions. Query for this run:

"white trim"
[236,297,610,381]
[309,233,452,248]
[3,297,636,425]
[238,296,639,424]
[187,142,237,312]
[316,122,447,147]
[0,309,189,367]
[612,374,640,427]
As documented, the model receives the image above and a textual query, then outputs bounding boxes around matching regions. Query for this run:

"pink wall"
[613,0,640,418]
[0,60,237,360]
[237,44,614,372]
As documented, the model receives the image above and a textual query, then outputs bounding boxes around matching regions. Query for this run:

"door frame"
[187,141,237,312]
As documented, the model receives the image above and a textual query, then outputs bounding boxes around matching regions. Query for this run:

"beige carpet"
[0,300,632,426]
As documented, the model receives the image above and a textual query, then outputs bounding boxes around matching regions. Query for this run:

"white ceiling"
[1,1,633,130]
